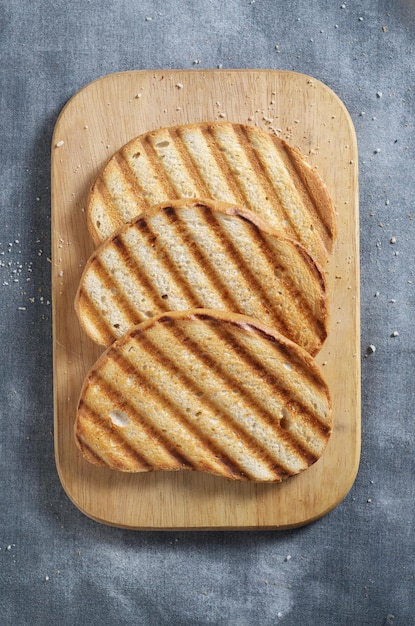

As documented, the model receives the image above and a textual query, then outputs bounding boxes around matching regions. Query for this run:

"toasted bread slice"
[87,122,336,264]
[76,198,328,355]
[75,309,332,482]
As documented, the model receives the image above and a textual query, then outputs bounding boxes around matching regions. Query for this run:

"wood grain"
[51,69,360,529]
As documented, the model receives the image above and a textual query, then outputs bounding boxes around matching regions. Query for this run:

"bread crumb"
[366,344,376,355]
[55,140,64,148]
[391,331,399,337]
[175,83,184,89]
[390,236,396,244]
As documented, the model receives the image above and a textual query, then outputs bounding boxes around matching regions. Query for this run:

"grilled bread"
[87,122,336,265]
[75,309,332,482]
[75,198,328,355]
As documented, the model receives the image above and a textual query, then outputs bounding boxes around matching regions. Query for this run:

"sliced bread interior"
[87,122,336,265]
[75,309,332,482]
[76,198,328,355]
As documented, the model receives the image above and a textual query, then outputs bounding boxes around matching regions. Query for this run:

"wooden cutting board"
[51,69,360,529]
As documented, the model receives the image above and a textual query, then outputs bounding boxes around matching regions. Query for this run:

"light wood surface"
[51,69,360,529]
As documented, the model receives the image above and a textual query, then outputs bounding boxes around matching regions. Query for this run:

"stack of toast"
[74,122,336,483]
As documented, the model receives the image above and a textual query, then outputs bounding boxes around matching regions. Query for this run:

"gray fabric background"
[1,1,414,624]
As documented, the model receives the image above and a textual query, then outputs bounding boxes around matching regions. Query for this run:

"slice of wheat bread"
[87,122,336,265]
[76,198,328,355]
[75,309,332,482]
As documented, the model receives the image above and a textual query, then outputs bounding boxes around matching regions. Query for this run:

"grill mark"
[135,322,311,472]
[199,125,249,205]
[78,439,105,465]
[110,346,253,479]
[280,142,335,249]
[167,128,213,198]
[160,205,252,314]
[233,124,300,236]
[91,178,120,234]
[78,287,117,345]
[111,151,150,216]
[192,313,331,433]
[225,326,330,433]
[284,399,331,440]
[87,372,195,470]
[209,123,315,253]
[196,205,309,346]
[132,215,203,309]
[87,198,326,352]
[121,331,292,480]
[77,402,154,471]
[137,134,180,200]
[239,126,328,263]
[163,320,320,465]
[93,255,143,329]
[140,134,186,201]
[229,213,328,350]
[260,332,329,392]
[91,123,335,256]
[221,329,330,437]
[291,240,328,343]
[112,229,172,312]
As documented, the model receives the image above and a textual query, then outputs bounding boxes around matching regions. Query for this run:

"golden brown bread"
[76,198,328,355]
[75,309,332,482]
[87,122,336,265]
